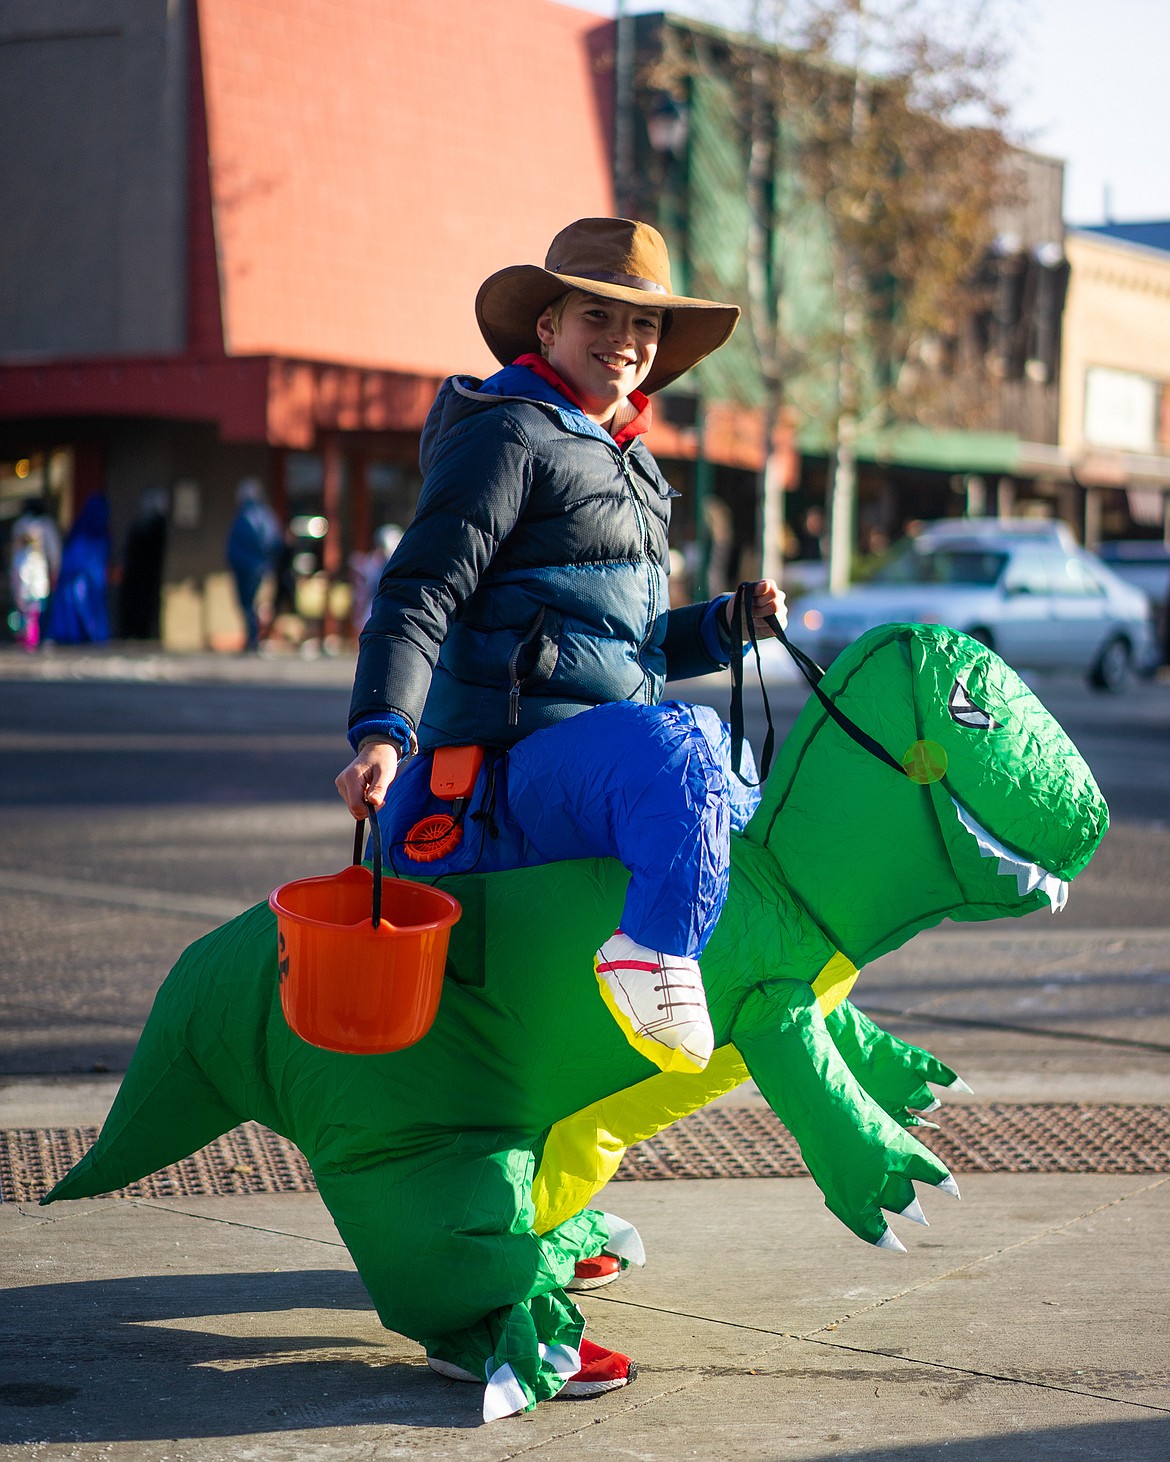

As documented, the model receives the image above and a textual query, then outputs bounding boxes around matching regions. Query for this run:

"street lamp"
[646,93,712,596]
[646,92,689,159]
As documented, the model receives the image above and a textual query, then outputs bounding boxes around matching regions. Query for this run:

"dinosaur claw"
[600,1212,646,1267]
[947,1076,974,1094]
[898,1197,929,1226]
[482,1361,528,1422]
[936,1174,961,1200]
[920,1097,942,1113]
[874,1227,907,1253]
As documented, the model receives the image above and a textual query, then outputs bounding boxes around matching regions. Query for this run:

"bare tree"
[641,0,1011,587]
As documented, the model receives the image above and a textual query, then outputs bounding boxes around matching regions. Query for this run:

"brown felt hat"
[475,217,740,394]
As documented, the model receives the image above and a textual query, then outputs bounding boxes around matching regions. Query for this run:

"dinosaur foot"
[429,1338,635,1417]
[555,1338,637,1398]
[566,1253,625,1290]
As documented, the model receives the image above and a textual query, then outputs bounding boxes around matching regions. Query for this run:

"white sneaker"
[594,930,714,1074]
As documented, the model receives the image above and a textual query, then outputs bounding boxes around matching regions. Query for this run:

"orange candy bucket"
[270,813,461,1055]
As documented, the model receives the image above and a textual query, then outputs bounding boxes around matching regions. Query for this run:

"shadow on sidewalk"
[0,1267,483,1442]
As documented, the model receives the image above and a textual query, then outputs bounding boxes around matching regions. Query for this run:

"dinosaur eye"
[948,677,1001,731]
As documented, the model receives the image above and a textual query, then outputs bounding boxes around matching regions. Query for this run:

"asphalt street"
[0,649,1167,1080]
[2,648,1169,1460]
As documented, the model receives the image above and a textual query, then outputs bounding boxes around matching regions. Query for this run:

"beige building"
[1059,228,1170,545]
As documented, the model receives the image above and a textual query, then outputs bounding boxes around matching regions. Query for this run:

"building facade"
[623,12,1075,579]
[1058,227,1170,546]
[0,0,617,646]
[6,1,1127,647]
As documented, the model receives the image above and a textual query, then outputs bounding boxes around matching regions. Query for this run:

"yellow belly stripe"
[533,949,859,1233]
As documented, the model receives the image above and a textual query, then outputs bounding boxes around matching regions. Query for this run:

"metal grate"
[0,1123,316,1204]
[3,1104,1170,1204]
[611,1103,1170,1181]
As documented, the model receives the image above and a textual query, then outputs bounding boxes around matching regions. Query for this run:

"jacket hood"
[419,366,602,474]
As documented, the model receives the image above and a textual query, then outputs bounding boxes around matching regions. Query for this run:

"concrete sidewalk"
[0,641,358,688]
[3,642,1169,1456]
[3,917,1170,1457]
[3,1172,1168,1460]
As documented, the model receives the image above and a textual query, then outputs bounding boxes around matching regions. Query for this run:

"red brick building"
[0,0,630,645]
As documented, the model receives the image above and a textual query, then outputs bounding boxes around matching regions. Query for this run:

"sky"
[567,0,1170,226]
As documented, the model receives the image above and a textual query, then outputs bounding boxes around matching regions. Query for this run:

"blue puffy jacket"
[348,364,731,752]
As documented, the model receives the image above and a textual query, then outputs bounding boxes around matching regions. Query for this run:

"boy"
[337,217,783,1073]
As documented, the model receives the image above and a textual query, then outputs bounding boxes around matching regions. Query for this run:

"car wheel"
[1088,635,1131,693]
[967,626,994,650]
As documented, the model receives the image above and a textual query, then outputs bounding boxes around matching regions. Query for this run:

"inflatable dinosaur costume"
[44,625,1108,1418]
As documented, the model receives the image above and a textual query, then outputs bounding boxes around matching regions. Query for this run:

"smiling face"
[535,291,662,423]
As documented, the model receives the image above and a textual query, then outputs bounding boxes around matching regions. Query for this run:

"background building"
[9,0,1156,649]
[621,12,1074,588]
[1058,225,1170,546]
[0,0,616,647]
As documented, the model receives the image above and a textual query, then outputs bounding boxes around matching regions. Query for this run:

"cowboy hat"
[475,217,740,394]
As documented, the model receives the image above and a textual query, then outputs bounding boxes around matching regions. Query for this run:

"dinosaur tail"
[41,902,278,1204]
[42,1040,241,1203]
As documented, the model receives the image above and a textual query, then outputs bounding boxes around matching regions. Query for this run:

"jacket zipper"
[616,448,656,702]
[507,606,546,727]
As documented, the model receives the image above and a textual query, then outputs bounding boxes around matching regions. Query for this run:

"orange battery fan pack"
[429,744,485,801]
[403,745,485,863]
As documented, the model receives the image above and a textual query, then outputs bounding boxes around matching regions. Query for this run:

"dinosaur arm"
[732,980,954,1246]
[825,999,965,1126]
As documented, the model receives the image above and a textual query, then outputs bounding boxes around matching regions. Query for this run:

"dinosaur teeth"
[952,799,1070,912]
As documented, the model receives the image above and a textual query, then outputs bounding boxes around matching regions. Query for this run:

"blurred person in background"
[9,519,51,651]
[45,494,111,645]
[349,523,403,632]
[118,487,169,640]
[12,497,62,587]
[226,477,282,652]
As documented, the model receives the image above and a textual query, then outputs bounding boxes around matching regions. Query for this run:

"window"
[1003,551,1052,596]
[871,547,1006,587]
[1058,556,1106,598]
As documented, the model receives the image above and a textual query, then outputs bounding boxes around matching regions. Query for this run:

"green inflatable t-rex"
[44,625,1107,1418]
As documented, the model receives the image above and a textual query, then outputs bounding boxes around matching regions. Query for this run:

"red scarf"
[513,354,653,447]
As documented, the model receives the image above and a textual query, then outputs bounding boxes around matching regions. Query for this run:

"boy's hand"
[723,579,787,639]
[336,738,399,818]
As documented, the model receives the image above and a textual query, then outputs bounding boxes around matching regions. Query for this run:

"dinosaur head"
[745,623,1108,964]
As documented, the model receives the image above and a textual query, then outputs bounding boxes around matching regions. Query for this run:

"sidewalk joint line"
[128,1198,348,1248]
[799,1175,1170,1334]
[798,1333,1170,1414]
[593,1296,1170,1414]
[490,1380,713,1456]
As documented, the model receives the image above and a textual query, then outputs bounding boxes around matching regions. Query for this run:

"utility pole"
[826,0,868,594]
[747,0,786,586]
[614,0,636,218]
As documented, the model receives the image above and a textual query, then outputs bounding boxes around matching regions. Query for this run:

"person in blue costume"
[336,217,785,1078]
[226,478,282,652]
[44,494,111,645]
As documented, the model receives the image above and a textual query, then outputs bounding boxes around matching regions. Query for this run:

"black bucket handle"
[352,807,384,929]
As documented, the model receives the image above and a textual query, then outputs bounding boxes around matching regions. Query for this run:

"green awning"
[798,422,1020,475]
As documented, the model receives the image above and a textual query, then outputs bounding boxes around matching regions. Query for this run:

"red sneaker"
[566,1253,623,1291]
[558,1337,637,1398]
